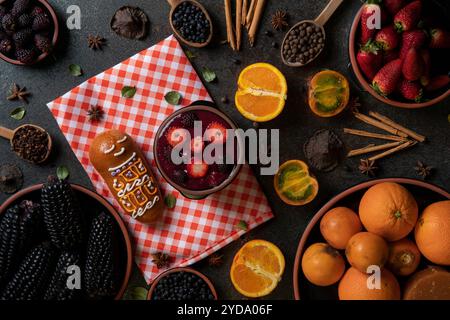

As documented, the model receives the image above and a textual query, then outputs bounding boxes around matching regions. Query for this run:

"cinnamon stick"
[347,141,403,158]
[224,0,236,50]
[242,0,248,25]
[368,111,426,142]
[236,0,243,51]
[368,140,417,161]
[344,128,407,142]
[354,112,408,138]
[248,0,266,46]
[246,0,257,29]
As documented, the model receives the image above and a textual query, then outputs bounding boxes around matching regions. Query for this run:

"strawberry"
[429,28,450,49]
[375,26,399,50]
[419,49,431,86]
[359,0,383,44]
[357,40,383,81]
[402,48,423,81]
[205,122,227,144]
[383,50,399,64]
[399,29,427,58]
[191,136,204,154]
[425,75,450,92]
[166,127,189,147]
[186,159,209,178]
[372,59,403,96]
[398,79,423,101]
[384,0,405,15]
[394,1,422,33]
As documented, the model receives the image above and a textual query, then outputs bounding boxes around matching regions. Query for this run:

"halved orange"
[235,63,287,122]
[230,240,285,298]
[274,160,319,206]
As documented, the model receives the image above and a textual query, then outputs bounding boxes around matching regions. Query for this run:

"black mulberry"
[11,0,31,17]
[34,33,52,53]
[32,13,51,32]
[0,38,13,54]
[30,6,45,18]
[15,47,35,64]
[44,251,82,300]
[12,28,32,48]
[17,13,32,28]
[85,212,116,299]
[0,206,20,286]
[0,242,56,300]
[41,176,84,250]
[2,14,17,32]
[18,200,44,254]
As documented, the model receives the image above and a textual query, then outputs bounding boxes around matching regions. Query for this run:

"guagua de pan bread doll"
[89,130,164,224]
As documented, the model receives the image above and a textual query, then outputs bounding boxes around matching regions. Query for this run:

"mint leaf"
[202,67,216,83]
[236,220,248,231]
[121,86,136,98]
[164,194,177,209]
[164,91,182,105]
[10,107,26,120]
[56,166,70,180]
[69,64,83,76]
[125,287,148,300]
[186,50,196,59]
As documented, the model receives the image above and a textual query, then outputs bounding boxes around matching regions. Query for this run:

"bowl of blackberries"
[147,267,217,300]
[0,0,59,65]
[0,177,133,300]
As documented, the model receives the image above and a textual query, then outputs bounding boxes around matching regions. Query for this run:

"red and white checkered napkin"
[47,35,274,283]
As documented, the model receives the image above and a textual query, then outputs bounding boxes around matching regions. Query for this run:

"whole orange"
[414,200,450,266]
[320,207,362,249]
[346,232,389,273]
[338,267,400,300]
[301,243,346,286]
[386,238,421,276]
[359,182,418,241]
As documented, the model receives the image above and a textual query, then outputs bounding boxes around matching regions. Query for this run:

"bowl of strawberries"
[349,0,450,108]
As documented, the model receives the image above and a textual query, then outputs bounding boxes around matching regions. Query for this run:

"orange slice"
[274,160,319,206]
[308,70,350,117]
[235,63,287,122]
[230,240,285,298]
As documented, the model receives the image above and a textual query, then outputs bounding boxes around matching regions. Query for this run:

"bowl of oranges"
[293,178,450,300]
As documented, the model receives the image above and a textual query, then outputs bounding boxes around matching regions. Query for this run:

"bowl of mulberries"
[0,177,133,300]
[0,0,58,65]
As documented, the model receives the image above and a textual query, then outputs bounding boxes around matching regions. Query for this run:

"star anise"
[87,35,106,50]
[7,84,30,104]
[208,254,223,267]
[415,161,433,179]
[271,10,289,30]
[359,159,378,176]
[87,105,104,122]
[151,252,171,269]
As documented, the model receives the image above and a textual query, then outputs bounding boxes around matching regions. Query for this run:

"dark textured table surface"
[0,0,449,300]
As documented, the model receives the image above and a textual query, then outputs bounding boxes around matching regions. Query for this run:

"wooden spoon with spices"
[281,0,344,67]
[167,0,213,48]
[0,124,52,164]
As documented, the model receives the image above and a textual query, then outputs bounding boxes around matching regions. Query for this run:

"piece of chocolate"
[304,129,344,172]
[0,164,23,194]
[110,6,149,40]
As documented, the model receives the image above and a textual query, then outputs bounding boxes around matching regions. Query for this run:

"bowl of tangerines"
[293,178,450,300]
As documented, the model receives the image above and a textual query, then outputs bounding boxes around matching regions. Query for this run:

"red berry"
[359,3,383,44]
[186,159,209,178]
[394,0,422,33]
[191,136,204,154]
[357,40,383,81]
[205,122,227,144]
[375,26,399,51]
[166,127,188,147]
[425,75,450,92]
[398,79,423,102]
[429,28,450,49]
[372,59,403,96]
[384,0,405,16]
[399,29,427,59]
[402,48,423,81]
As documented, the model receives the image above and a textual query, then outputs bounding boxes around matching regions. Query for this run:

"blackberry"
[152,271,214,300]
[18,200,44,254]
[0,242,56,300]
[30,6,45,18]
[34,33,52,52]
[0,206,20,286]
[85,212,116,299]
[180,112,198,128]
[0,38,13,54]
[172,169,187,184]
[12,28,32,48]
[15,47,36,64]
[172,2,210,44]
[0,6,7,22]
[44,251,81,300]
[32,13,51,32]
[11,0,31,17]
[2,14,17,32]
[41,176,84,250]
[17,13,32,28]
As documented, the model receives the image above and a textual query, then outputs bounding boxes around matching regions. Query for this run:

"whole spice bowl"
[167,0,213,48]
[348,0,450,109]
[147,267,218,300]
[0,0,59,66]
[153,104,243,200]
[0,183,133,300]
[292,178,450,300]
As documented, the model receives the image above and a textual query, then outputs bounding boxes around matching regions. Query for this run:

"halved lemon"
[230,240,285,298]
[235,63,287,122]
[274,160,319,206]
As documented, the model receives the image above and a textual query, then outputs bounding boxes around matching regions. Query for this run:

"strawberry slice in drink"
[191,136,204,154]
[206,122,227,144]
[187,159,209,178]
[166,127,189,147]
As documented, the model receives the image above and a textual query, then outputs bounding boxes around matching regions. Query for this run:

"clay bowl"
[153,104,243,200]
[167,0,213,48]
[349,2,450,109]
[0,183,133,300]
[293,178,450,300]
[0,0,59,66]
[147,267,218,300]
